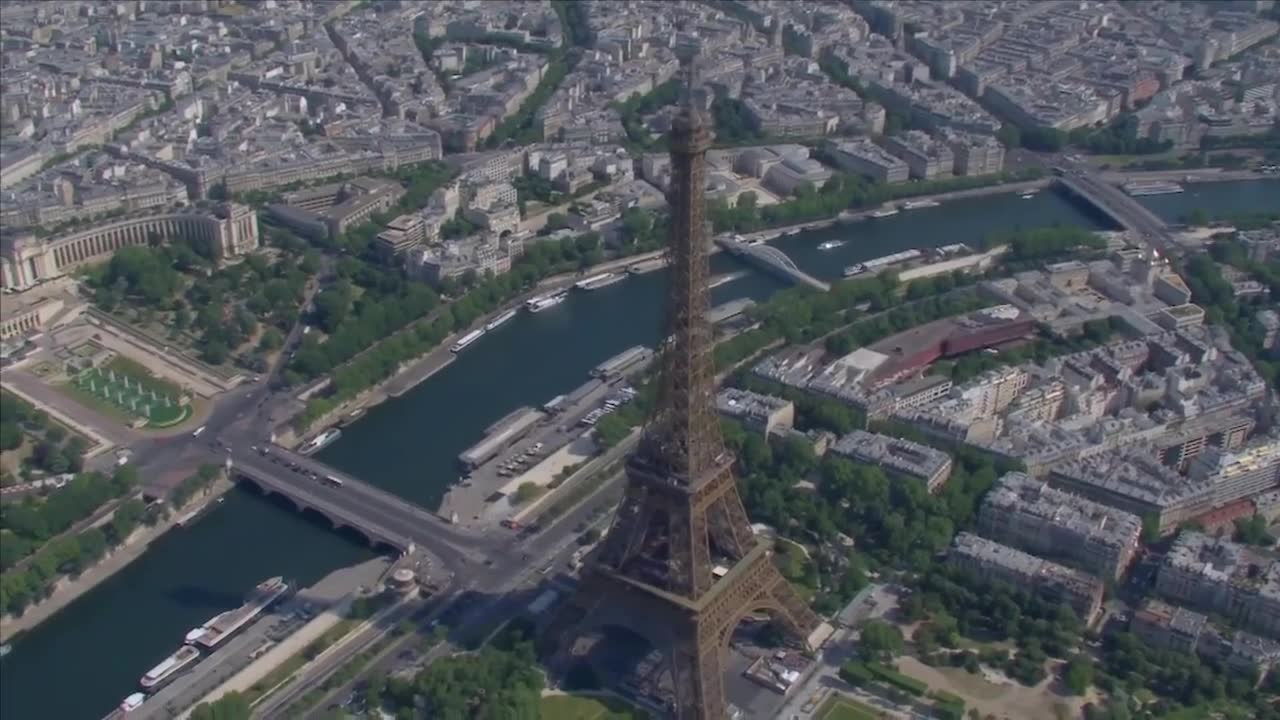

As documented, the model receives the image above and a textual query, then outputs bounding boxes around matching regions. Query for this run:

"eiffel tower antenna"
[540,48,823,719]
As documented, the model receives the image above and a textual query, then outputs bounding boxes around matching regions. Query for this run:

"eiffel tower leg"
[764,568,823,651]
[671,637,726,720]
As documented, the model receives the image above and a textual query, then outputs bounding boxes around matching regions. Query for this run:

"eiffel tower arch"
[540,57,822,720]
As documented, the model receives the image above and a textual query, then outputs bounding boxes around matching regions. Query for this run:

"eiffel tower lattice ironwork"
[540,61,821,720]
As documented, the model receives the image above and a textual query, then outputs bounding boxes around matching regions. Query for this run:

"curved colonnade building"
[1,202,259,291]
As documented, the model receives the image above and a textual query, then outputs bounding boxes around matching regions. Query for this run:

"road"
[281,468,627,718]
[251,596,423,719]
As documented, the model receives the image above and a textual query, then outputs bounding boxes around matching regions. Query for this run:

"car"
[532,442,544,451]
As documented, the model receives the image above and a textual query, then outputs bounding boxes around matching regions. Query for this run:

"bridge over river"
[226,444,499,568]
[715,236,831,292]
[1055,169,1174,251]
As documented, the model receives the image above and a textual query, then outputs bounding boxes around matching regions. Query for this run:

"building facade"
[949,532,1105,622]
[1156,532,1280,640]
[1,203,259,291]
[978,472,1142,579]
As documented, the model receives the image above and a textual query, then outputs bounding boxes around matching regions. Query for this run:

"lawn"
[63,357,190,428]
[817,696,885,720]
[539,694,648,720]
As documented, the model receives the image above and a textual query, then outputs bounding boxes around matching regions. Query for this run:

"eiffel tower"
[541,60,821,720]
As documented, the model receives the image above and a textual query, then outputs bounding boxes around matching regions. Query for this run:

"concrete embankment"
[0,476,234,642]
[174,557,391,720]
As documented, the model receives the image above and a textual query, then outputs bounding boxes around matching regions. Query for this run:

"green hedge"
[931,689,965,708]
[867,662,928,696]
[839,661,875,688]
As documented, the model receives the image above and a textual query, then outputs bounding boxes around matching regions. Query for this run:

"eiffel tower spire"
[635,52,720,488]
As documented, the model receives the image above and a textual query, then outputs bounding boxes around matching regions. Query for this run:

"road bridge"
[228,445,499,568]
[1056,171,1174,251]
[715,236,831,292]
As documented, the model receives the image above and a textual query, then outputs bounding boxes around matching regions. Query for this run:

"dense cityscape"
[1,1,1279,720]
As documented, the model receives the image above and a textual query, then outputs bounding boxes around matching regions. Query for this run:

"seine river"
[2,179,1275,720]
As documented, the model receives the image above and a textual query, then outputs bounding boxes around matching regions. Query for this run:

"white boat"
[140,645,201,690]
[575,273,625,291]
[484,309,518,332]
[708,271,747,289]
[526,291,568,313]
[0,643,10,658]
[1123,181,1184,197]
[120,693,146,712]
[868,207,900,219]
[450,328,486,353]
[1020,191,1037,199]
[187,577,289,650]
[843,248,924,277]
[300,428,342,455]
[901,199,940,210]
[817,240,846,251]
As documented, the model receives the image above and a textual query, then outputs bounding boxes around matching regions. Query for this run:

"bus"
[323,475,344,488]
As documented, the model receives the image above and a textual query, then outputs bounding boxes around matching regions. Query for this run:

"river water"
[2,180,1274,720]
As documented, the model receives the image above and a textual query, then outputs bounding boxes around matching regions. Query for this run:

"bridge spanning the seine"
[226,443,499,567]
[715,236,831,291]
[1055,170,1175,251]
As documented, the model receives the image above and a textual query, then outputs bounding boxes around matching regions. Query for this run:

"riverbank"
[163,556,390,720]
[735,177,1053,245]
[0,475,233,643]
[281,248,672,447]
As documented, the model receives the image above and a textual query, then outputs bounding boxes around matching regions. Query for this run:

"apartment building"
[978,472,1142,579]
[715,388,795,437]
[949,532,1105,622]
[830,430,953,492]
[1156,532,1280,640]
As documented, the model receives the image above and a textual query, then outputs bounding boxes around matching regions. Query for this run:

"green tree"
[511,482,543,505]
[190,691,252,720]
[0,422,21,452]
[1064,654,1093,695]
[592,413,633,449]
[858,619,905,661]
[1234,514,1274,546]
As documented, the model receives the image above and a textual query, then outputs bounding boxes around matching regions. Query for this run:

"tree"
[511,482,543,505]
[393,645,543,718]
[545,212,572,232]
[996,124,1022,148]
[1064,654,1093,695]
[190,691,252,720]
[592,413,632,449]
[0,422,21,452]
[858,620,904,661]
[1184,207,1210,226]
[257,327,285,351]
[1234,514,1275,547]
